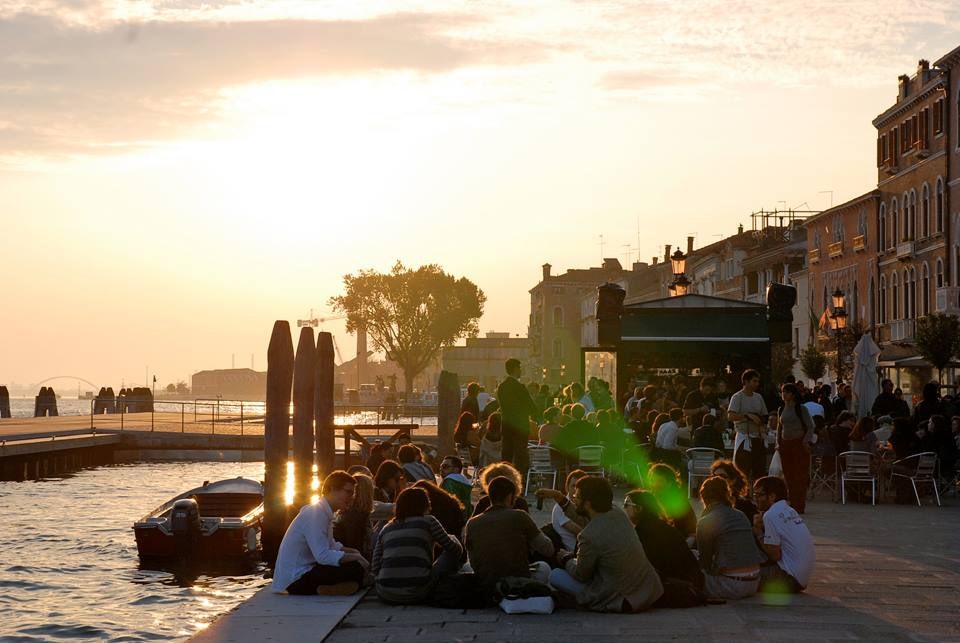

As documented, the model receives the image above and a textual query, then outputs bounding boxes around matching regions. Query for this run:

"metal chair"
[577,445,606,478]
[838,451,877,505]
[525,445,558,495]
[891,452,941,507]
[684,447,723,498]
[622,443,653,487]
[809,453,838,501]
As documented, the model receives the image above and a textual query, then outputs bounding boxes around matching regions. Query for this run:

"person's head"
[741,369,760,392]
[699,377,714,393]
[467,381,480,397]
[440,455,463,476]
[544,406,561,424]
[394,487,430,523]
[881,378,894,393]
[753,475,788,512]
[892,416,914,438]
[485,412,503,437]
[374,460,406,493]
[487,475,518,507]
[570,382,584,399]
[842,383,852,398]
[928,414,949,434]
[699,411,715,428]
[652,412,670,431]
[564,468,589,497]
[710,459,748,497]
[348,465,373,476]
[348,473,375,513]
[634,386,644,398]
[849,416,876,441]
[952,416,960,434]
[835,411,856,428]
[479,461,523,495]
[647,463,680,493]
[397,443,420,464]
[669,407,684,423]
[572,475,613,517]
[780,382,801,405]
[642,385,658,399]
[894,387,904,399]
[699,476,733,507]
[570,403,586,420]
[922,381,940,402]
[412,479,464,513]
[819,384,832,398]
[505,358,522,378]
[623,489,663,525]
[321,470,356,511]
[783,374,796,385]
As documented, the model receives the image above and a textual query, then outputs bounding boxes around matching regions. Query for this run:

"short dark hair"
[321,470,355,495]
[836,410,856,425]
[565,468,588,490]
[699,377,713,389]
[754,475,788,501]
[575,476,612,512]
[741,369,760,384]
[669,407,684,422]
[467,382,480,395]
[487,476,517,504]
[699,476,732,505]
[505,358,521,373]
[394,487,430,523]
[625,489,663,518]
[374,460,404,488]
[442,455,463,471]
[397,444,420,464]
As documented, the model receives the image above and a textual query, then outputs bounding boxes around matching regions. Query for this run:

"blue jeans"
[548,568,585,598]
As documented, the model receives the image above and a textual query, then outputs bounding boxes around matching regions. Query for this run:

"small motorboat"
[133,477,263,561]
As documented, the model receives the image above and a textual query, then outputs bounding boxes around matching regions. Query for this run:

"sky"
[1,0,960,390]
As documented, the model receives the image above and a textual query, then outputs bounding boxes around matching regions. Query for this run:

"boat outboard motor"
[170,498,201,555]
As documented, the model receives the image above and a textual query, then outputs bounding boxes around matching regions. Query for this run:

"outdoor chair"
[809,452,838,501]
[891,452,941,507]
[525,445,558,495]
[684,447,723,498]
[622,443,653,487]
[456,445,477,478]
[838,451,877,506]
[577,445,605,478]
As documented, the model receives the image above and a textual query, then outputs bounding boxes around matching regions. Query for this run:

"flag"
[152,375,157,383]
[818,307,831,333]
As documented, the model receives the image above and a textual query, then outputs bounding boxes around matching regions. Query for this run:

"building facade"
[441,332,531,393]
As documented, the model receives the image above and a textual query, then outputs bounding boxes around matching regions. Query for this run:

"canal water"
[1,461,269,642]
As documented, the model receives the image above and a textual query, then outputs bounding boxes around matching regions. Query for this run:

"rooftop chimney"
[542,263,551,280]
[898,74,910,101]
[602,258,623,272]
[918,59,930,81]
[687,236,694,255]
[652,257,658,265]
[664,244,672,263]
[737,224,744,235]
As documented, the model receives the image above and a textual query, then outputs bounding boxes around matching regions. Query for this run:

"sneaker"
[316,581,360,596]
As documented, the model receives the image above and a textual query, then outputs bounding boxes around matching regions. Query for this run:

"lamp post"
[829,288,848,383]
[668,247,691,296]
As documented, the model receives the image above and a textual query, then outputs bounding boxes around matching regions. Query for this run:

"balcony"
[809,248,820,264]
[914,145,930,159]
[936,286,960,315]
[853,235,867,252]
[890,319,916,342]
[896,240,915,261]
[884,163,900,176]
[827,241,843,259]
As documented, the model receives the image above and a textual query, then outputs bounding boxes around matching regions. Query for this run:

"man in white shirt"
[727,369,769,481]
[272,470,370,595]
[752,476,815,593]
[655,408,683,451]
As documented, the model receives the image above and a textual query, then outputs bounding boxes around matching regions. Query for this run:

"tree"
[914,312,960,383]
[799,345,827,383]
[165,383,177,394]
[330,262,486,393]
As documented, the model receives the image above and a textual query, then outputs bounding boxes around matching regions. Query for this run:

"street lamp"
[829,288,848,383]
[668,247,691,296]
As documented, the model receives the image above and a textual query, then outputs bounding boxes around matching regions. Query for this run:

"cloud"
[0,11,545,155]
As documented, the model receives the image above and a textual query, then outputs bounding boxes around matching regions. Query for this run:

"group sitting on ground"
[272,452,816,612]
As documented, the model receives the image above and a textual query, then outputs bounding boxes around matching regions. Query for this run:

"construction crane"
[297,310,368,387]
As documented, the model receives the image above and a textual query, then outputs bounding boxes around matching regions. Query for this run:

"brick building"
[441,332,530,393]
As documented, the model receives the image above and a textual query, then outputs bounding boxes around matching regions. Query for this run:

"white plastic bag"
[499,596,555,614]
[769,449,783,477]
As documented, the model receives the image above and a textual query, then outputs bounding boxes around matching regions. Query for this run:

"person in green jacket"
[439,455,473,519]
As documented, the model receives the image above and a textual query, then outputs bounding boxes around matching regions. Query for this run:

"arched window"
[879,275,887,324]
[922,263,930,316]
[552,306,564,328]
[878,203,886,251]
[937,259,945,288]
[921,183,930,238]
[870,276,876,326]
[891,197,899,245]
[892,273,900,320]
[936,177,945,233]
[907,268,916,319]
[907,190,916,240]
[851,281,858,323]
[552,338,562,360]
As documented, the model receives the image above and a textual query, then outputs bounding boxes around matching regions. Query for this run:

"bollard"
[292,327,317,508]
[35,387,59,417]
[314,332,336,477]
[0,385,10,418]
[93,387,106,415]
[105,387,117,414]
[263,320,294,566]
[437,371,460,457]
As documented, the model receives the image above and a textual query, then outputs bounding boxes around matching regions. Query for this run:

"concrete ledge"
[0,433,120,456]
[190,586,365,643]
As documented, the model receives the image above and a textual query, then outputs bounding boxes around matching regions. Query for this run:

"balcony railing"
[852,235,867,252]
[827,241,843,259]
[936,286,960,315]
[809,248,820,264]
[896,240,915,261]
[890,319,916,342]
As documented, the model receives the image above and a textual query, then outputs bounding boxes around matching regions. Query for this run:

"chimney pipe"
[542,263,551,280]
[687,236,694,255]
[664,244,672,263]
[737,224,744,234]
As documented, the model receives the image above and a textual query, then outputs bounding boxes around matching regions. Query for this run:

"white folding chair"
[809,453,838,501]
[684,447,723,498]
[891,452,941,507]
[525,445,558,495]
[577,445,606,478]
[839,451,877,505]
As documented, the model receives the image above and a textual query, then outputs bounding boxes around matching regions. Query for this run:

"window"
[880,275,887,324]
[921,183,930,238]
[936,177,944,233]
[934,98,945,134]
[552,306,564,328]
[905,269,915,320]
[552,338,563,360]
[552,286,565,295]
[937,259,944,289]
[892,273,899,320]
[922,263,930,316]
[747,272,759,295]
[870,276,876,326]
[906,191,915,240]
[878,203,886,251]
[891,198,899,245]
[832,214,844,241]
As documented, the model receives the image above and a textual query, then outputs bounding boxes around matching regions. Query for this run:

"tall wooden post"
[437,370,460,457]
[0,385,10,418]
[292,327,317,508]
[314,332,336,477]
[263,320,294,566]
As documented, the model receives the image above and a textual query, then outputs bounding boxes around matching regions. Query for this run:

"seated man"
[752,476,815,593]
[693,412,725,452]
[398,444,436,483]
[271,470,370,595]
[551,403,597,465]
[464,476,554,596]
[439,455,473,519]
[696,476,761,600]
[548,477,663,612]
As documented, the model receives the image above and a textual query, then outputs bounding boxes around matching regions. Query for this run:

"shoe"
[316,581,360,596]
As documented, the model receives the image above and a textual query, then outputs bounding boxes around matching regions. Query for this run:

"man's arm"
[304,512,346,567]
[567,534,598,582]
[531,532,555,558]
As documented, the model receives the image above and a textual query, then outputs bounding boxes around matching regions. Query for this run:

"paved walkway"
[326,497,960,642]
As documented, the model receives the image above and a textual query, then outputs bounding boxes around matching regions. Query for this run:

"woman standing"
[777,383,815,514]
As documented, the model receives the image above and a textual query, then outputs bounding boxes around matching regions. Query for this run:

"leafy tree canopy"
[914,312,960,380]
[799,344,827,382]
[330,262,486,392]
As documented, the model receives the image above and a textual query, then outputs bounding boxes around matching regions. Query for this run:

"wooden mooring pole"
[263,320,294,566]
[292,327,316,508]
[314,332,335,477]
[0,385,10,418]
[437,370,460,457]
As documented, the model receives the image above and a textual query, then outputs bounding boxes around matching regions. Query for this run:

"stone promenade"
[327,496,960,642]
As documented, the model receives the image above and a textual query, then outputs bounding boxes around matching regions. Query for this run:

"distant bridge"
[33,376,101,391]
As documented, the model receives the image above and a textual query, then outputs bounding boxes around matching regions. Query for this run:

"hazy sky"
[2,0,959,389]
